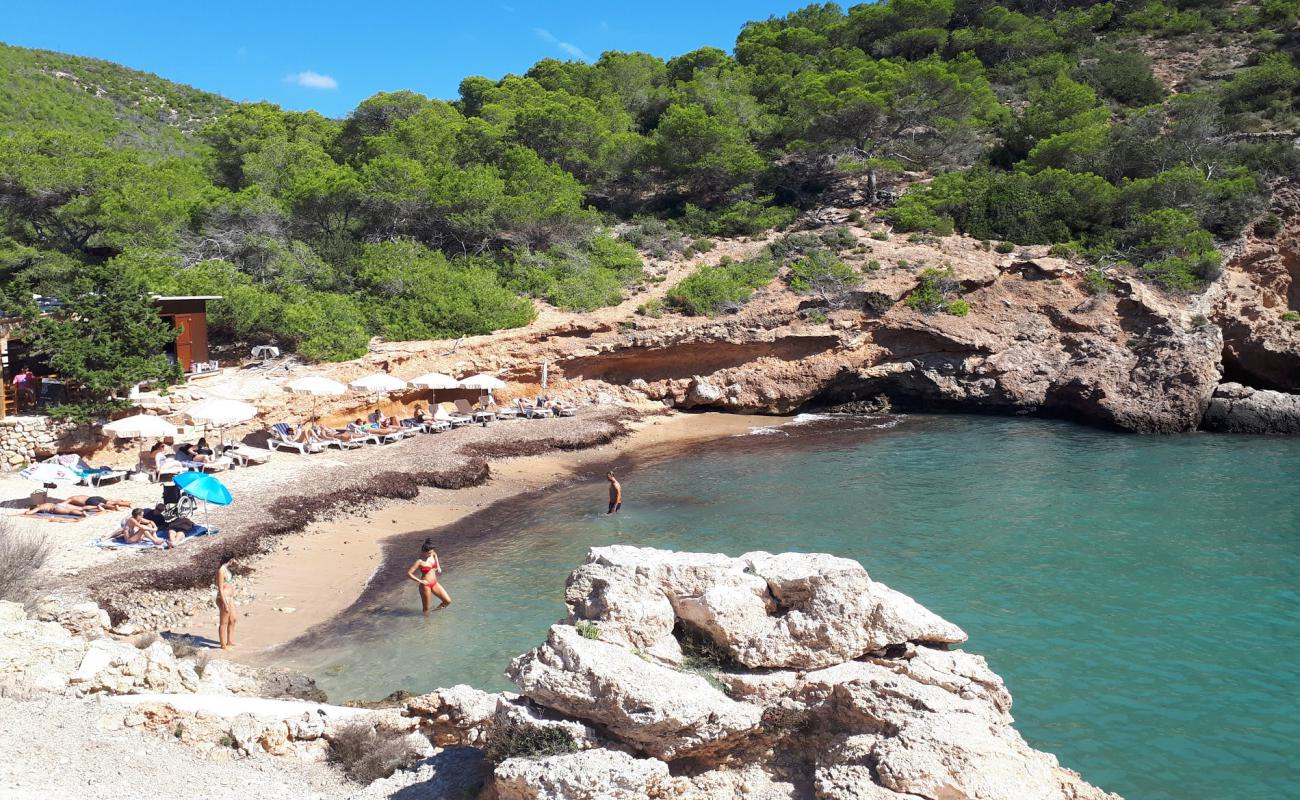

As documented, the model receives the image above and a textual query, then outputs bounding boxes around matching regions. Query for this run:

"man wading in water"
[606,471,622,514]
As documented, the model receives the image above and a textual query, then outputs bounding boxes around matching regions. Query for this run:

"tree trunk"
[867,168,878,205]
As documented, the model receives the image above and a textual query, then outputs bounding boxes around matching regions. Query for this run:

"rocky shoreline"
[2,548,1122,800]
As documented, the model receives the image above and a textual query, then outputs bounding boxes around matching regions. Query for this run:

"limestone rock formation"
[1213,180,1300,394]
[494,750,670,800]
[1202,382,1300,434]
[506,624,763,759]
[494,547,1121,800]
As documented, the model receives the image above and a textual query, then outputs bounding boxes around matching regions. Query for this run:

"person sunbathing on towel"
[66,495,131,511]
[116,508,177,548]
[23,502,86,517]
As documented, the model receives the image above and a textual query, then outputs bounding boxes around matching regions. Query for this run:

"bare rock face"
[1202,382,1300,435]
[1214,181,1300,393]
[568,547,964,669]
[493,749,670,800]
[495,548,1120,800]
[506,624,763,759]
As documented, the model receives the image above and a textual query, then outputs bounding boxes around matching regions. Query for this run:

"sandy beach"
[163,411,766,656]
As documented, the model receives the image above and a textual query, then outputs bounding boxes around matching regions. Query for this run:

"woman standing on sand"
[215,553,237,650]
[406,538,452,614]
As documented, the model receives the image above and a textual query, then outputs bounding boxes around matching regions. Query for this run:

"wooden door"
[173,314,194,370]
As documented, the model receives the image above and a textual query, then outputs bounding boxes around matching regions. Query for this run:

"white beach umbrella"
[410,372,460,390]
[349,373,408,393]
[102,413,179,440]
[285,376,347,396]
[459,373,507,391]
[184,398,257,428]
[20,462,80,485]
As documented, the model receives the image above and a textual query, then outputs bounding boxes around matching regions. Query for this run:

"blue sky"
[2,1,816,117]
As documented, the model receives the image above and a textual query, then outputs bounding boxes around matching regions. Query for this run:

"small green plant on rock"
[636,298,665,318]
[1083,269,1117,296]
[1280,310,1299,322]
[819,226,857,250]
[863,291,895,315]
[865,260,881,272]
[804,309,829,324]
[870,230,889,241]
[995,241,1016,254]
[905,267,969,317]
[676,626,735,696]
[575,620,601,639]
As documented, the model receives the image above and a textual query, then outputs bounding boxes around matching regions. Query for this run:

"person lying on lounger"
[23,502,87,517]
[66,495,131,511]
[364,418,402,436]
[149,443,184,474]
[412,405,429,424]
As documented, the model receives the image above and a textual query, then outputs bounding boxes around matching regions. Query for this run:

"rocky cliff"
[360,207,1300,436]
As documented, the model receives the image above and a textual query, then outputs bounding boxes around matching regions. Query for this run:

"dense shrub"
[905,266,968,316]
[863,291,895,315]
[1075,50,1166,107]
[682,200,797,237]
[666,254,778,316]
[502,235,644,312]
[787,251,860,303]
[1254,213,1282,238]
[819,227,857,250]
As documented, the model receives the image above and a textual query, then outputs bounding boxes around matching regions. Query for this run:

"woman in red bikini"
[406,538,452,614]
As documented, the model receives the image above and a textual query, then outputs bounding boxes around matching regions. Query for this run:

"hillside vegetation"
[0,1,1297,408]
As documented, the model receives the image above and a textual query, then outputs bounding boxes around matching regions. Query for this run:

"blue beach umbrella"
[173,472,232,531]
[173,472,233,505]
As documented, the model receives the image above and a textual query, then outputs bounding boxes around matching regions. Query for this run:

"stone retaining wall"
[0,415,95,470]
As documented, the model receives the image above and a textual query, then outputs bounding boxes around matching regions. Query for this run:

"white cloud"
[533,27,587,60]
[284,70,338,90]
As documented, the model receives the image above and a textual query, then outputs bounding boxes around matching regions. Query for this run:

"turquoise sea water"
[283,414,1299,800]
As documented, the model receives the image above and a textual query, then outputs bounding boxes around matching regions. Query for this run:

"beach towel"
[27,511,89,523]
[93,525,218,549]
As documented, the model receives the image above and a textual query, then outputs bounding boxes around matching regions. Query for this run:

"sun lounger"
[270,423,323,454]
[552,401,577,417]
[455,399,495,423]
[492,404,519,420]
[315,432,362,450]
[223,445,270,466]
[45,455,127,488]
[339,427,381,445]
[437,403,473,427]
[139,457,186,483]
[372,427,406,444]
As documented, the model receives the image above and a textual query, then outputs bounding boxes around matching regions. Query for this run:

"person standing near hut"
[606,471,622,514]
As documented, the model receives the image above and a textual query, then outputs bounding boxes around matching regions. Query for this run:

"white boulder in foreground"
[491,547,1120,800]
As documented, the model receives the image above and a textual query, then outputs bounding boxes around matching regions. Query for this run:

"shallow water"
[282,414,1299,800]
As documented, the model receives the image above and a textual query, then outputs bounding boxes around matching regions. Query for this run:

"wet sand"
[176,412,767,656]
